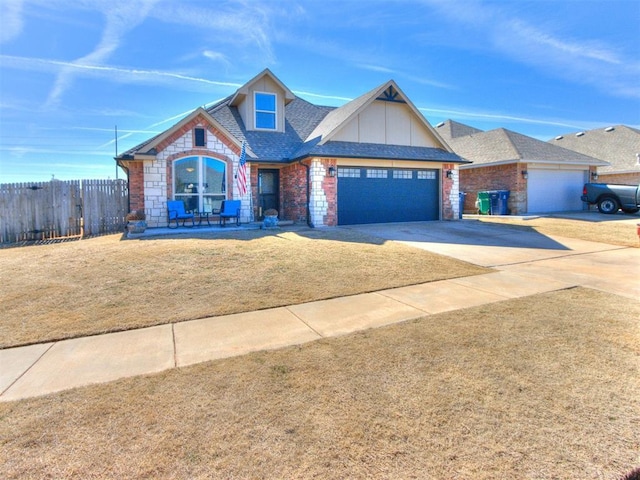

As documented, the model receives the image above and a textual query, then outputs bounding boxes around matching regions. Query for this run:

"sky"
[0,0,639,183]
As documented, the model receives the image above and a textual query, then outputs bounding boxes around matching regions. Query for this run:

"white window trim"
[254,91,277,131]
[173,156,227,212]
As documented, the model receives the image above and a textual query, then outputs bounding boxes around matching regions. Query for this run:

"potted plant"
[262,208,279,229]
[126,210,147,235]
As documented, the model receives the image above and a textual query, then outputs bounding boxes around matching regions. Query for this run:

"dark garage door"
[337,167,439,225]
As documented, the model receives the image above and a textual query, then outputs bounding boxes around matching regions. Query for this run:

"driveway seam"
[485,245,629,268]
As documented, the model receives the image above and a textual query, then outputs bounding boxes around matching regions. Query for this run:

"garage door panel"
[337,168,439,225]
[527,169,586,213]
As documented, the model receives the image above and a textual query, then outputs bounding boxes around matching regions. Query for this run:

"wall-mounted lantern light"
[445,170,453,179]
[591,171,599,181]
[328,166,336,177]
[521,170,528,180]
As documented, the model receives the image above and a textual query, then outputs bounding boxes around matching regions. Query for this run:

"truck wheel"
[597,196,619,214]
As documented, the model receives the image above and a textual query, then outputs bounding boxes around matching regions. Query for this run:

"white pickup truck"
[581,183,640,214]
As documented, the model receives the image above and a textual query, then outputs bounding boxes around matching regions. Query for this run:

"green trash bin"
[476,191,491,215]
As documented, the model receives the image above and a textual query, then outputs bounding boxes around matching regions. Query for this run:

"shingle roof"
[437,120,607,167]
[292,141,464,163]
[549,125,640,174]
[118,74,464,164]
[305,83,383,143]
[206,97,334,161]
[435,120,483,140]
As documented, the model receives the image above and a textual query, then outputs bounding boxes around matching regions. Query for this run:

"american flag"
[236,141,247,196]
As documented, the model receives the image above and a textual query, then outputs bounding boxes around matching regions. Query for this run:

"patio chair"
[167,200,195,228]
[218,200,241,227]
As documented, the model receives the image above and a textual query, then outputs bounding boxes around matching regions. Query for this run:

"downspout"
[299,159,314,228]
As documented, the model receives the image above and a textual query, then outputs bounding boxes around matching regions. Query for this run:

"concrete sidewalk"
[2,222,638,402]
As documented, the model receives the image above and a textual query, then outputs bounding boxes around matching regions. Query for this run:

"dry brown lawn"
[1,287,638,479]
[0,228,488,348]
[476,213,639,248]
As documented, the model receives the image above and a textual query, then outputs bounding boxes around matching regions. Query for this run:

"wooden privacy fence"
[0,179,129,244]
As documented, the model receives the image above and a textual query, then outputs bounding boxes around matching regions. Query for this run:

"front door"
[258,169,279,219]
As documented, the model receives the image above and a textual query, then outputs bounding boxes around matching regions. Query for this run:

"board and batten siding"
[332,100,438,147]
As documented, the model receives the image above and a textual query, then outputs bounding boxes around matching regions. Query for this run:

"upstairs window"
[255,92,276,130]
[194,127,206,147]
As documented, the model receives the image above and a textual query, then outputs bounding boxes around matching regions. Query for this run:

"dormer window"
[194,127,206,147]
[255,92,276,130]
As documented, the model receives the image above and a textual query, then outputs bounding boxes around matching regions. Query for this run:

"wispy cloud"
[418,104,607,133]
[0,0,24,44]
[46,0,160,107]
[293,90,353,104]
[0,146,114,157]
[2,55,243,89]
[153,2,276,64]
[356,64,456,90]
[421,0,640,99]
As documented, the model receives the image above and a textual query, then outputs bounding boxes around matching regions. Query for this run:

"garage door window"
[338,168,361,178]
[367,169,387,178]
[393,170,413,179]
[417,171,436,180]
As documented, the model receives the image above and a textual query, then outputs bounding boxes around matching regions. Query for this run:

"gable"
[229,69,295,133]
[321,83,448,149]
[146,108,241,157]
[331,98,438,147]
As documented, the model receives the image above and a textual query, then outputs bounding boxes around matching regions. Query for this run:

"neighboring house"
[436,120,608,214]
[115,69,468,228]
[549,125,640,185]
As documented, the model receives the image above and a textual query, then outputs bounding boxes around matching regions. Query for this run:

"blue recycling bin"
[458,192,467,219]
[488,190,510,215]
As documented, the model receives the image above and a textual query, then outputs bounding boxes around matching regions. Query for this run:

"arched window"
[173,156,226,213]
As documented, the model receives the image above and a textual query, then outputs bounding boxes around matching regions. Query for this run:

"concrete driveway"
[347,219,639,300]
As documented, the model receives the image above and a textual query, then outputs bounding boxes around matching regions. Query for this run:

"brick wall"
[320,159,337,226]
[599,172,640,185]
[460,163,524,214]
[280,162,308,223]
[278,158,336,226]
[127,162,144,212]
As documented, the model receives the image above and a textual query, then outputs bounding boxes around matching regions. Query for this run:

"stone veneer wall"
[141,117,246,227]
[309,159,336,226]
[441,163,458,220]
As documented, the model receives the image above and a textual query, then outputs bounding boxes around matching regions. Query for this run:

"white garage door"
[527,169,586,213]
